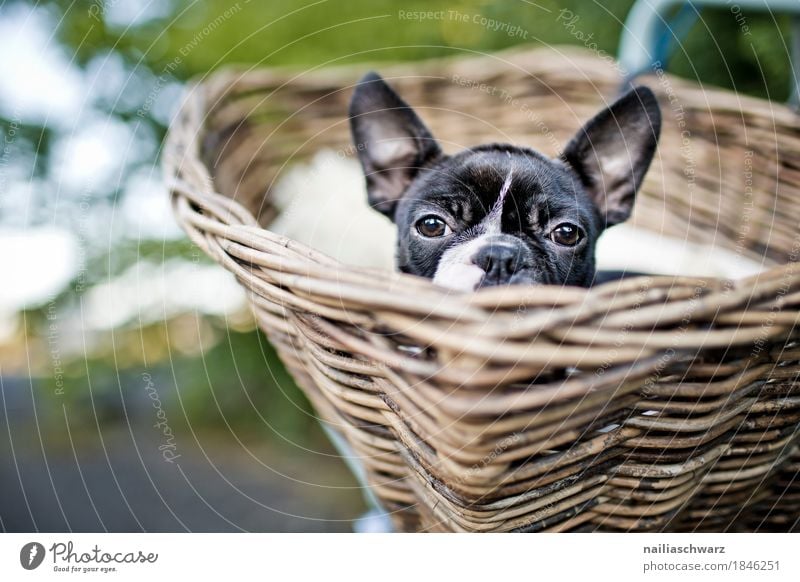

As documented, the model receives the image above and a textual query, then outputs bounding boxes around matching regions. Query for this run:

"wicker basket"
[164,46,800,532]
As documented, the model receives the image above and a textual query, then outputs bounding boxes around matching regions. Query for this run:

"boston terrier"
[348,72,661,291]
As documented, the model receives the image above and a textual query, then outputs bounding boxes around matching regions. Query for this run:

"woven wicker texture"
[163,46,800,532]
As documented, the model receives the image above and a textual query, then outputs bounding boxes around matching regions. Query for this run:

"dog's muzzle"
[434,234,536,291]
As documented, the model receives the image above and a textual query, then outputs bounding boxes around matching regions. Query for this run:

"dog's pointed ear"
[561,86,661,227]
[349,72,442,219]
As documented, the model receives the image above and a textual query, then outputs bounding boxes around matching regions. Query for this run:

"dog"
[348,72,661,291]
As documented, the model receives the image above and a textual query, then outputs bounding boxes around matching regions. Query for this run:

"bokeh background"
[0,0,794,532]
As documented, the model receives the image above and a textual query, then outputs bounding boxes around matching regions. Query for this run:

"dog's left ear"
[561,86,661,227]
[349,72,442,219]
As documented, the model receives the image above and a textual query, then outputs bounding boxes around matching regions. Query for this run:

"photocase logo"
[20,542,46,570]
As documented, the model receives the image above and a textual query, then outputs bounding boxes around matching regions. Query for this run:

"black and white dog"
[348,72,661,291]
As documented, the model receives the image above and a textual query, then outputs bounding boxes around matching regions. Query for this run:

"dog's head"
[348,72,661,291]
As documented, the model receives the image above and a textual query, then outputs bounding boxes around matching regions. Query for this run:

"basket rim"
[163,47,800,356]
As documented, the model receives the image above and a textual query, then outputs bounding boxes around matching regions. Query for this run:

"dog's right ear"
[349,72,442,219]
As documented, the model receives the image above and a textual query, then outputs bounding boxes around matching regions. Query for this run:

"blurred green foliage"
[46,0,793,97]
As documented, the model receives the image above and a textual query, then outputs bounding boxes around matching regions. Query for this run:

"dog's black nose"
[475,244,523,284]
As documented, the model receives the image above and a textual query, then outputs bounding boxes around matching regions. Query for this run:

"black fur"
[349,73,661,289]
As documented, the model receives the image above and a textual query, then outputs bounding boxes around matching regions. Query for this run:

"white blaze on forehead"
[483,167,514,234]
[498,166,514,205]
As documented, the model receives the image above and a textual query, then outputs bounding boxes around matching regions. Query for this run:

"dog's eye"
[549,223,583,246]
[416,216,450,238]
